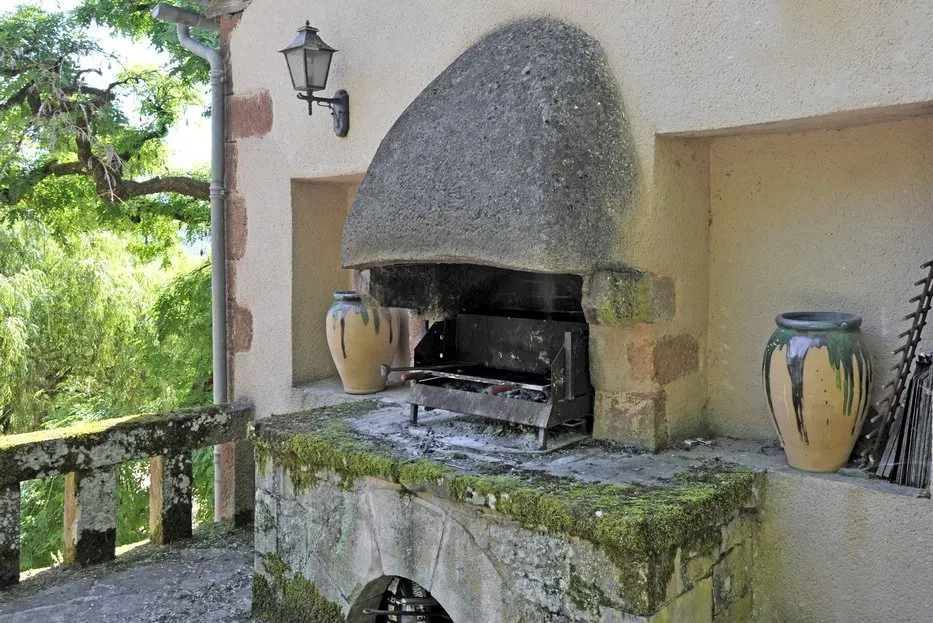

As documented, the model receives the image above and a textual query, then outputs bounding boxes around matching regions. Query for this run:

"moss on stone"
[599,274,653,326]
[251,400,405,491]
[254,420,396,491]
[398,459,455,487]
[582,270,662,327]
[0,404,248,485]
[568,571,614,617]
[442,468,756,613]
[0,414,159,451]
[253,407,761,615]
[252,553,344,623]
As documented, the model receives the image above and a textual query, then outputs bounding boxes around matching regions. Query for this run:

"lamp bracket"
[297,90,350,137]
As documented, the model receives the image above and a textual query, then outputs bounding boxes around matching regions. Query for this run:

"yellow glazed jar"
[763,311,872,472]
[325,291,399,394]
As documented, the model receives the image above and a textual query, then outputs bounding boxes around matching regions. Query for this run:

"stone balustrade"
[0,404,254,588]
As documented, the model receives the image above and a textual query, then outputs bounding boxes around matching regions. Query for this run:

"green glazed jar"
[763,311,872,472]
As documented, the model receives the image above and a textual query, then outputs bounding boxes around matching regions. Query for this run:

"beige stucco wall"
[229,0,933,426]
[290,180,356,385]
[652,138,711,441]
[226,7,933,618]
[707,117,933,439]
[756,473,933,622]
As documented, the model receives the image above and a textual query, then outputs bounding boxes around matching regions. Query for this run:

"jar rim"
[776,311,862,332]
[333,290,361,301]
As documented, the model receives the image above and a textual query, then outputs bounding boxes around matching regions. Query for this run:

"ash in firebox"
[438,380,550,403]
[403,411,586,454]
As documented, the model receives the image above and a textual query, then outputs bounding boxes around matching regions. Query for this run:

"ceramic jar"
[763,312,873,472]
[325,291,399,394]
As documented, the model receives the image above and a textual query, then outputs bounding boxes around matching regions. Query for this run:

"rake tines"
[870,260,933,471]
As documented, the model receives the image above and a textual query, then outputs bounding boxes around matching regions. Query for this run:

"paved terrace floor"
[0,525,263,623]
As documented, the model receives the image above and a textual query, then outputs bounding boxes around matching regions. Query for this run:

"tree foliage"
[0,223,149,433]
[6,223,216,570]
[1,1,220,569]
[0,2,214,227]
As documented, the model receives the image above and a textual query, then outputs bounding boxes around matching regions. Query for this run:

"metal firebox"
[404,314,593,449]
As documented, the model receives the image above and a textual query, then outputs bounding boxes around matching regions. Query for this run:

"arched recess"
[347,575,454,622]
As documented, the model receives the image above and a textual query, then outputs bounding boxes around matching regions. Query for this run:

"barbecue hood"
[341,18,636,277]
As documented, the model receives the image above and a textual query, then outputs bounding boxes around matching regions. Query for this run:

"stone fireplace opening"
[363,264,592,449]
[365,264,585,323]
[349,576,453,622]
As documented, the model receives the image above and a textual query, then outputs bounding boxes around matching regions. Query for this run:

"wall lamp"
[280,22,349,137]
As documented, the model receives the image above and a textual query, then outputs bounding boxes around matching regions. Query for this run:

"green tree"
[0,3,213,240]
[0,0,218,424]
[3,221,215,569]
[0,223,152,433]
[0,1,220,568]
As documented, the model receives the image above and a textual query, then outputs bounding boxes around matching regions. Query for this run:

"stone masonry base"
[254,463,758,622]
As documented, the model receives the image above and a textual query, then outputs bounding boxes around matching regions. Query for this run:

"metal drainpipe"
[151,4,228,522]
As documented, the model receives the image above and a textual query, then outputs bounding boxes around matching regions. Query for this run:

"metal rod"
[380,362,470,377]
[424,369,550,392]
[563,331,574,400]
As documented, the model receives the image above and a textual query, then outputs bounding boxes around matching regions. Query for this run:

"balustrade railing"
[0,404,253,587]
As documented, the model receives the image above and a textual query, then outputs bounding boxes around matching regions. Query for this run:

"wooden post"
[149,452,193,544]
[0,483,20,588]
[64,468,116,567]
[218,439,254,526]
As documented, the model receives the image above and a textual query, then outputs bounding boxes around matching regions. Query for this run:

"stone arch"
[346,575,454,623]
[347,487,509,622]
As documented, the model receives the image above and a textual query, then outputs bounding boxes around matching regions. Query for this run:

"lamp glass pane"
[306,49,333,91]
[284,48,308,90]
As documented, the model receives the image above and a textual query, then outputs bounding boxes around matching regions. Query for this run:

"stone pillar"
[0,483,20,587]
[64,468,116,567]
[218,440,254,526]
[149,453,193,544]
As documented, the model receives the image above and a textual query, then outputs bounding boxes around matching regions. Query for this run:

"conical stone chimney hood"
[341,17,636,276]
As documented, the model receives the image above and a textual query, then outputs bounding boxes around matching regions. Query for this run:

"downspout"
[151,4,228,523]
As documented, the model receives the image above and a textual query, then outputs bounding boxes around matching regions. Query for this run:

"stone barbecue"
[341,18,678,452]
[253,16,728,623]
[222,1,933,621]
[251,400,762,622]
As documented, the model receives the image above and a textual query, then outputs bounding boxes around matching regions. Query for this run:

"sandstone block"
[654,333,699,385]
[593,390,668,450]
[230,303,253,353]
[229,90,273,139]
[227,193,247,260]
[583,271,675,327]
[64,468,116,567]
